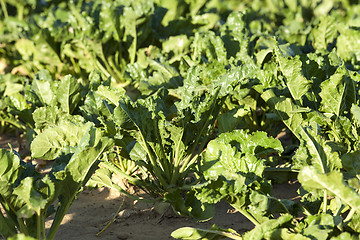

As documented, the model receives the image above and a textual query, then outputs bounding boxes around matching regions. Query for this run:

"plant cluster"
[1,0,360,239]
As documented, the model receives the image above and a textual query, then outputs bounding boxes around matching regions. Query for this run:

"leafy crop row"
[2,0,360,239]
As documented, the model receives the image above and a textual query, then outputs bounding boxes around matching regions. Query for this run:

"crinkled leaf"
[243,214,293,240]
[33,106,84,133]
[30,122,99,160]
[337,27,360,63]
[202,130,282,180]
[351,104,360,125]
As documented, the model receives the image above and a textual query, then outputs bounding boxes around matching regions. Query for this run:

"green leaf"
[273,42,310,100]
[202,129,282,181]
[8,234,37,240]
[319,64,356,116]
[30,70,55,106]
[330,232,360,240]
[30,122,98,160]
[311,16,338,50]
[32,106,85,133]
[261,89,304,139]
[248,191,290,217]
[298,166,360,213]
[55,75,81,114]
[243,214,293,240]
[0,150,19,237]
[341,151,360,176]
[171,225,241,240]
[351,104,360,125]
[337,27,360,63]
[47,135,113,239]
[294,125,342,173]
[265,228,311,240]
[13,177,47,217]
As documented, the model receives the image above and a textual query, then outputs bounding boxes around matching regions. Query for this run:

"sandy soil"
[0,134,300,240]
[50,181,299,240]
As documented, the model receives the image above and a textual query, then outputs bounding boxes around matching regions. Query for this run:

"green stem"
[139,133,169,189]
[170,130,185,185]
[108,55,125,83]
[322,190,327,213]
[17,4,24,21]
[344,208,356,223]
[41,214,46,240]
[0,210,17,238]
[2,118,26,131]
[47,198,73,240]
[98,46,124,83]
[17,217,29,235]
[69,57,81,76]
[170,155,187,185]
[36,214,41,240]
[97,162,163,203]
[100,161,147,188]
[234,207,260,226]
[154,121,172,182]
[0,0,8,19]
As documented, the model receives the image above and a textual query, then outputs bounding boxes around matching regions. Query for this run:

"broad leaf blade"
[298,166,360,213]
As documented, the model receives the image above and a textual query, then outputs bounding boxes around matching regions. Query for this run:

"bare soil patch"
[49,181,299,240]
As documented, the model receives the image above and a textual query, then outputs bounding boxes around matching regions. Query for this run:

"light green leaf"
[33,106,84,133]
[171,225,241,240]
[298,166,360,213]
[273,43,310,100]
[337,27,360,62]
[203,130,282,180]
[13,177,47,216]
[55,75,81,114]
[243,214,293,240]
[8,234,37,240]
[30,122,96,160]
[319,64,356,116]
[30,70,55,106]
[351,104,360,125]
[312,16,338,50]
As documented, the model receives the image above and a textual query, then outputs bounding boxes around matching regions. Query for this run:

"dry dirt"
[0,134,300,240]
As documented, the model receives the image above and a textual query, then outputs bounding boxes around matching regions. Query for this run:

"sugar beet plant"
[3,0,360,239]
[0,123,112,239]
[88,68,229,221]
